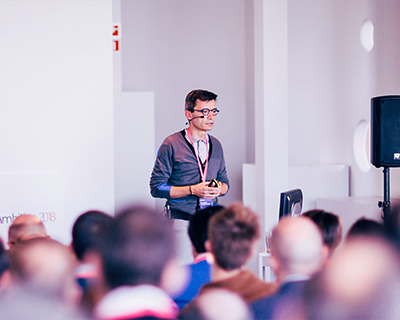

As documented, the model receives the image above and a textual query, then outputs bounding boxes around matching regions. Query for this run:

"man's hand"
[170,181,228,199]
[191,181,221,199]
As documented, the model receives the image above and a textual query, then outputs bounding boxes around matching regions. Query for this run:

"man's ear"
[0,270,11,292]
[191,244,198,259]
[321,244,330,264]
[185,109,193,121]
[269,254,280,279]
[242,241,258,266]
[204,239,212,253]
[160,258,189,297]
[250,241,258,258]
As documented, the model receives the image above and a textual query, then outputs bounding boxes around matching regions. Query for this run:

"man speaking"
[150,89,229,264]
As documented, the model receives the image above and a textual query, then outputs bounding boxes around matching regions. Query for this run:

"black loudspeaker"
[371,95,400,167]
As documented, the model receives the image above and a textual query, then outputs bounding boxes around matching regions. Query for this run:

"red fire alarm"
[113,40,119,52]
[112,24,121,39]
[112,24,121,52]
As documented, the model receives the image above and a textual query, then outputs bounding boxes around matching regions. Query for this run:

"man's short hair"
[188,205,224,254]
[208,202,260,271]
[185,89,218,111]
[72,210,113,261]
[100,205,175,289]
[303,209,342,253]
[346,217,387,242]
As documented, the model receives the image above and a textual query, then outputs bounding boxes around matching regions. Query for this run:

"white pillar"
[255,0,289,238]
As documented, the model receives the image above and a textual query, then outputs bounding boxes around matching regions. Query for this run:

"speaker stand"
[378,166,391,225]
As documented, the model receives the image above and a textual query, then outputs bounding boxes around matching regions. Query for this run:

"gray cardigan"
[150,130,229,216]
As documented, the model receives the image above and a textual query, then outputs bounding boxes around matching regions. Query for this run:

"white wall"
[0,0,114,245]
[287,0,400,200]
[257,0,289,232]
[112,0,156,210]
[113,91,156,209]
[254,0,400,236]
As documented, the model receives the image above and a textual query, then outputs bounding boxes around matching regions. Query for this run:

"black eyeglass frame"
[191,108,220,116]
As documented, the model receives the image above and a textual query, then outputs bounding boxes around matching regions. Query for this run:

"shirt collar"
[185,129,208,144]
[193,252,214,264]
[94,285,178,320]
[281,273,311,284]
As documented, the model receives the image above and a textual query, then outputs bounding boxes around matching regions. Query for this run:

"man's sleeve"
[217,148,230,192]
[149,140,173,199]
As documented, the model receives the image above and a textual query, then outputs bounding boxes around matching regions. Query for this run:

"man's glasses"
[192,108,220,116]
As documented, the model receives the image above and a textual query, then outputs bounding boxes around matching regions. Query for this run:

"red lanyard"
[186,129,209,182]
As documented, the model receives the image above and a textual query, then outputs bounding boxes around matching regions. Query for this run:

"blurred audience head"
[178,288,252,320]
[100,205,175,289]
[0,238,10,294]
[305,236,400,319]
[0,237,85,320]
[270,216,325,281]
[384,204,400,250]
[8,237,80,305]
[71,210,113,316]
[72,210,113,261]
[303,209,342,257]
[8,214,47,249]
[207,202,259,271]
[0,238,9,276]
[346,217,386,242]
[188,205,224,257]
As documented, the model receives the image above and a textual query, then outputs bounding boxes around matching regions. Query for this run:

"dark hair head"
[100,205,175,289]
[303,210,342,253]
[188,205,225,254]
[71,210,113,261]
[0,238,9,277]
[346,217,386,242]
[208,202,259,271]
[185,89,218,111]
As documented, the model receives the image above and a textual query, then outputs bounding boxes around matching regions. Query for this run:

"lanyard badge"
[186,129,214,209]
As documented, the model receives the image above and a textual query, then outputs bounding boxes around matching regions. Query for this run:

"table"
[258,251,275,282]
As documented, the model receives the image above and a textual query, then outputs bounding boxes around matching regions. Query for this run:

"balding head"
[9,237,80,304]
[305,237,400,319]
[8,215,47,248]
[270,216,324,280]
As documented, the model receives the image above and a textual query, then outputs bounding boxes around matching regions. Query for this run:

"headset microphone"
[185,115,204,126]
[188,116,205,122]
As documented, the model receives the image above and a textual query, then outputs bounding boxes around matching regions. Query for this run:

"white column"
[255,0,289,238]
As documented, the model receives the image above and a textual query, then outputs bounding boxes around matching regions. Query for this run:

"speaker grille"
[371,95,400,167]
